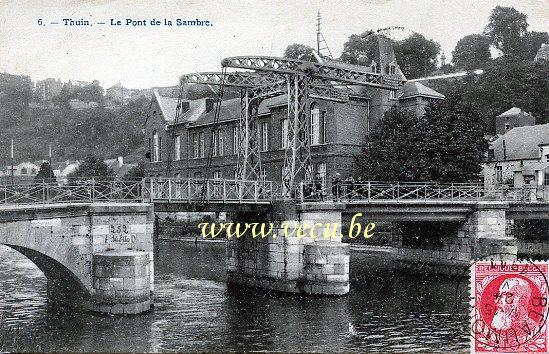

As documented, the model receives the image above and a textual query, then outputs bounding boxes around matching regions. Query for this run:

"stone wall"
[226,225,349,295]
[227,205,350,295]
[0,203,154,314]
[90,251,151,314]
[391,204,516,274]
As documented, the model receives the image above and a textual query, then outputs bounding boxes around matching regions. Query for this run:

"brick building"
[144,40,444,187]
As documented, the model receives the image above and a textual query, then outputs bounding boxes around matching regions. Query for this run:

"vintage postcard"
[0,0,548,352]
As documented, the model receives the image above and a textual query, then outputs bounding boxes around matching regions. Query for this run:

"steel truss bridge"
[177,54,403,196]
[0,178,545,206]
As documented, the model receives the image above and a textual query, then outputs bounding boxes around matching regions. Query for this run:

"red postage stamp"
[471,261,549,353]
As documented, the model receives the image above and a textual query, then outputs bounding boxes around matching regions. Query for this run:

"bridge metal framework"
[0,178,544,206]
[178,55,401,197]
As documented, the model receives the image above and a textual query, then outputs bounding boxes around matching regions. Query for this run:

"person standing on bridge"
[314,172,324,201]
[332,173,342,202]
[345,175,355,200]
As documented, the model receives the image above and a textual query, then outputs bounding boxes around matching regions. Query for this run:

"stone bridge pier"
[227,202,350,295]
[0,203,154,315]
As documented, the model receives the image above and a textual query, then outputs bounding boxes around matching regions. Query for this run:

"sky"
[0,0,547,89]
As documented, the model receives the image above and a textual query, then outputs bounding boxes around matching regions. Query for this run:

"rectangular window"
[174,135,181,161]
[158,137,162,161]
[212,130,217,157]
[320,111,327,144]
[545,173,549,186]
[213,170,222,179]
[233,169,238,180]
[192,133,199,159]
[495,166,503,183]
[194,171,202,179]
[281,119,289,148]
[199,132,205,158]
[389,90,396,99]
[233,126,239,155]
[218,129,224,156]
[311,107,320,145]
[260,168,267,181]
[316,162,327,187]
[261,122,268,151]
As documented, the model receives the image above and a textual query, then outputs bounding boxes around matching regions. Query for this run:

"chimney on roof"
[117,156,123,167]
[205,97,216,113]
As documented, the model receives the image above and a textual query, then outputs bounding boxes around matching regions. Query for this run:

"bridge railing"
[298,181,542,202]
[142,178,273,203]
[0,178,143,205]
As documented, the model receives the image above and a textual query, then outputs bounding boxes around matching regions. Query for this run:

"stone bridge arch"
[0,203,154,314]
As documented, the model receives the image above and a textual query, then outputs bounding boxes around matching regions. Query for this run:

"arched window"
[152,130,160,162]
[370,61,378,74]
[388,63,397,75]
[310,104,320,145]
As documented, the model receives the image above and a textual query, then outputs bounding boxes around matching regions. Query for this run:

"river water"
[0,241,469,352]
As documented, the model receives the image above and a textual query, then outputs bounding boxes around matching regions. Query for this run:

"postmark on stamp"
[471,260,549,353]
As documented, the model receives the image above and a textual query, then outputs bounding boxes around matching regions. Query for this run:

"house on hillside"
[484,123,549,199]
[104,156,137,178]
[495,107,536,135]
[0,161,40,184]
[143,37,444,188]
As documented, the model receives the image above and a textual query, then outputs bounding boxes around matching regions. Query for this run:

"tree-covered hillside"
[0,73,147,165]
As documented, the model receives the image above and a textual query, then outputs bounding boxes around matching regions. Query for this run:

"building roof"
[397,81,445,100]
[496,107,531,118]
[491,123,549,160]
[154,90,180,123]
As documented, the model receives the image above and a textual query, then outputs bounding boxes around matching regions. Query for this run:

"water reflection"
[0,242,469,352]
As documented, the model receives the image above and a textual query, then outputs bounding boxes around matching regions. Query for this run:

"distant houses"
[0,156,136,185]
[484,106,549,197]
[495,107,536,135]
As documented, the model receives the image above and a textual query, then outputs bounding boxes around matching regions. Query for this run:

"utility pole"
[316,10,333,58]
[48,143,52,165]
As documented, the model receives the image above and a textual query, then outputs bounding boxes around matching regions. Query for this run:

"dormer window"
[389,64,396,75]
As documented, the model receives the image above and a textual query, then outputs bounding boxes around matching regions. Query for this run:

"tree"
[412,92,488,182]
[524,31,549,60]
[75,82,104,105]
[34,162,55,182]
[68,155,114,179]
[124,162,145,180]
[340,32,380,66]
[393,33,441,79]
[355,94,487,183]
[355,107,419,181]
[463,57,549,130]
[283,43,314,61]
[452,34,492,70]
[340,32,440,78]
[485,6,528,57]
